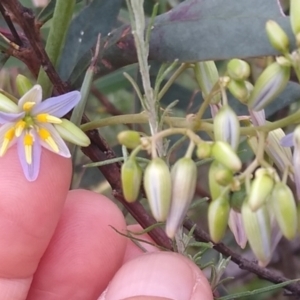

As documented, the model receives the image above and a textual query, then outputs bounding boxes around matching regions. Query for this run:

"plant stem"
[37,0,76,97]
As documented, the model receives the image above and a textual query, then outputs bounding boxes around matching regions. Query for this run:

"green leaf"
[58,0,122,81]
[216,278,300,300]
[96,0,294,76]
[148,0,294,62]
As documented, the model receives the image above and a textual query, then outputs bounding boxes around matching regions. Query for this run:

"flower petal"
[32,91,81,118]
[228,209,247,249]
[280,132,294,147]
[18,85,43,109]
[17,131,41,181]
[37,123,70,157]
[0,111,24,124]
[0,123,17,155]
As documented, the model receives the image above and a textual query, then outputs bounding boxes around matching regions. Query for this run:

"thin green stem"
[157,63,189,101]
[37,0,76,97]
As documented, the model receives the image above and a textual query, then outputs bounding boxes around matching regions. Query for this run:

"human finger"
[0,146,72,299]
[27,189,127,300]
[99,252,213,300]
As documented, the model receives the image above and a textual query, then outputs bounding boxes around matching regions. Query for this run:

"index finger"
[0,146,71,298]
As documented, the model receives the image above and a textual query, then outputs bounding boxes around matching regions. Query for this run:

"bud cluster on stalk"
[239,167,298,266]
[226,59,252,104]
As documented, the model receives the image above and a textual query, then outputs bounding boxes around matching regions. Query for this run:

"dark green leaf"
[58,0,122,81]
[96,0,294,76]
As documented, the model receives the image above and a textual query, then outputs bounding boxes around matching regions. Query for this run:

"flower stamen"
[23,102,36,112]
[35,113,62,124]
[38,127,59,153]
[0,127,15,156]
[24,132,33,164]
[15,120,26,137]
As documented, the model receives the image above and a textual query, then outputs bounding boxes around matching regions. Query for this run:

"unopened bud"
[209,161,229,200]
[16,75,33,96]
[144,158,172,222]
[194,61,220,104]
[117,130,141,149]
[270,182,297,240]
[290,0,300,37]
[211,141,242,172]
[196,142,212,158]
[242,201,272,267]
[266,20,289,53]
[208,197,230,243]
[0,92,19,113]
[166,158,197,238]
[121,158,142,203]
[248,168,274,211]
[248,62,290,111]
[214,164,233,186]
[227,59,250,80]
[213,104,240,150]
[55,119,90,147]
[227,79,249,103]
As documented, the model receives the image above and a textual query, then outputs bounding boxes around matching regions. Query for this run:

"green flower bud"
[144,158,172,222]
[194,61,221,104]
[166,158,197,238]
[248,62,290,111]
[121,158,142,203]
[248,168,274,211]
[211,141,242,172]
[0,92,19,113]
[290,0,300,37]
[242,201,272,267]
[213,104,240,150]
[16,74,33,96]
[196,142,212,158]
[227,79,249,103]
[265,20,289,53]
[117,130,141,149]
[214,164,233,186]
[54,119,90,147]
[270,182,297,240]
[208,197,230,243]
[227,59,250,81]
[209,161,229,200]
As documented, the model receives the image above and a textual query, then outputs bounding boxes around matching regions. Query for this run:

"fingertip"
[100,252,213,300]
[28,189,128,300]
[0,147,72,277]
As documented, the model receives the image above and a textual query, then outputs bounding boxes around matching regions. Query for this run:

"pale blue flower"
[0,85,81,181]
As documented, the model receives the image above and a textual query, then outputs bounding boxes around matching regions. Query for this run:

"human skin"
[0,146,213,300]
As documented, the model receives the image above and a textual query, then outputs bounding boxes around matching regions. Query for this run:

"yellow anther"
[24,133,33,164]
[15,120,26,137]
[23,101,36,112]
[35,113,62,124]
[38,128,59,153]
[0,127,15,156]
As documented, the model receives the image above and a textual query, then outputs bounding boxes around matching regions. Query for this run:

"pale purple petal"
[38,123,70,157]
[18,85,43,108]
[293,148,300,200]
[32,91,81,118]
[0,111,24,124]
[17,131,41,181]
[0,123,17,151]
[280,133,294,147]
[249,109,266,126]
[228,209,247,249]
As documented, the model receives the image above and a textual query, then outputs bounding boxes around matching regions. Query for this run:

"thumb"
[99,252,213,300]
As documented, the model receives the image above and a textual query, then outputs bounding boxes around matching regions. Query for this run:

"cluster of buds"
[241,168,297,266]
[118,130,198,239]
